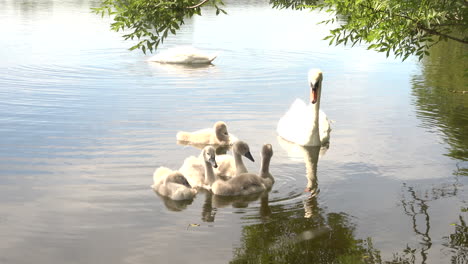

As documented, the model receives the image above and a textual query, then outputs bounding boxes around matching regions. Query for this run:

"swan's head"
[261,144,273,158]
[165,172,192,188]
[233,141,255,162]
[203,146,218,168]
[308,69,323,104]
[214,121,230,142]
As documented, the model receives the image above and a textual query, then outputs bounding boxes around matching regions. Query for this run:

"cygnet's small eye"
[224,132,228,135]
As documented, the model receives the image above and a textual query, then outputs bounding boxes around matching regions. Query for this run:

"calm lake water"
[1,0,467,263]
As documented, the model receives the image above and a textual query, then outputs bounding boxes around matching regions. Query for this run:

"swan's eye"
[313,82,319,91]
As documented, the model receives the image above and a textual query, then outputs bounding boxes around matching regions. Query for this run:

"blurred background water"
[0,0,467,263]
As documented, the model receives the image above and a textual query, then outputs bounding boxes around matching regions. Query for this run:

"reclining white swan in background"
[214,140,255,178]
[212,143,274,196]
[176,121,238,146]
[147,46,217,64]
[152,167,197,200]
[277,69,331,146]
[179,146,218,189]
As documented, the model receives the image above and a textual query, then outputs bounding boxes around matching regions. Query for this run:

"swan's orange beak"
[310,84,318,104]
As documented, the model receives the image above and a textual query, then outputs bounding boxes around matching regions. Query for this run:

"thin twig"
[188,0,210,9]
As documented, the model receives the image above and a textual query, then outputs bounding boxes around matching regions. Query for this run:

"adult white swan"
[147,46,217,64]
[277,69,331,146]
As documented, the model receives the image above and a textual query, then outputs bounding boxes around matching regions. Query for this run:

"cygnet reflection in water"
[212,191,265,208]
[153,190,194,212]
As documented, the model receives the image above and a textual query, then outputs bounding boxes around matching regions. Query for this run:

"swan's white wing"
[277,99,315,145]
[318,110,331,144]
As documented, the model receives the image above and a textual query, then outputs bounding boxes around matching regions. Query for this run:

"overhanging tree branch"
[360,3,468,44]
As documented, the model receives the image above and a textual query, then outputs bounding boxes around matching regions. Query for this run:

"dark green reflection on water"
[443,213,468,264]
[230,181,465,264]
[411,40,468,167]
[230,195,381,264]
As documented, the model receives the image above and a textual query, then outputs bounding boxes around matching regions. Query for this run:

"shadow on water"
[411,39,468,173]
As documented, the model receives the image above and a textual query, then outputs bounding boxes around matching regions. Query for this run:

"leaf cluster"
[275,0,468,60]
[92,0,226,53]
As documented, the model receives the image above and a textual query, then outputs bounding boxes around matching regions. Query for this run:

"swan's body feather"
[214,154,247,178]
[176,121,238,146]
[179,156,205,187]
[212,173,266,196]
[277,99,331,146]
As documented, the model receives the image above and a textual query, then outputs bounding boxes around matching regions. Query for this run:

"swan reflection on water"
[277,136,326,196]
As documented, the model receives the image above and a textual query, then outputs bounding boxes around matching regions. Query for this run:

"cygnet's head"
[233,141,255,162]
[308,69,323,104]
[203,146,218,168]
[261,144,273,158]
[214,121,229,142]
[165,172,192,188]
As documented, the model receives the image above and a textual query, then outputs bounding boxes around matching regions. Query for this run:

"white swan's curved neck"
[308,83,322,146]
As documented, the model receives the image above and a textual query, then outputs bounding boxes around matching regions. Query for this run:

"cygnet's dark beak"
[209,157,218,168]
[244,151,255,162]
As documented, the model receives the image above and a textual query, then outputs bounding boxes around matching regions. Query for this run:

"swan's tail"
[176,131,192,142]
[208,54,217,63]
[152,167,172,187]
